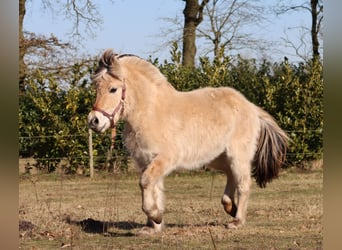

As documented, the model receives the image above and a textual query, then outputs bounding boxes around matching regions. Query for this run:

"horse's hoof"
[137,226,159,236]
[221,196,237,217]
[227,222,238,229]
[227,218,243,229]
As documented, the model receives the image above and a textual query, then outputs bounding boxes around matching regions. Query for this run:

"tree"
[19,0,27,94]
[182,0,209,67]
[19,0,119,172]
[198,0,266,60]
[160,0,269,64]
[275,0,323,61]
[19,0,111,93]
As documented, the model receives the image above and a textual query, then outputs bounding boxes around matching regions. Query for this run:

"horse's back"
[173,86,259,129]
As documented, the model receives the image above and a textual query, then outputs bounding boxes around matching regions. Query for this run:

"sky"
[24,0,313,63]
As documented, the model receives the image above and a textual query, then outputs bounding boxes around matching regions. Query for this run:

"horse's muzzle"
[88,111,109,133]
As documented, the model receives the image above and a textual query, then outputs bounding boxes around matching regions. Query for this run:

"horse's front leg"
[139,156,169,235]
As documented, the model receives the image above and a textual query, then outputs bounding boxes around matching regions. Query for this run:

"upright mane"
[93,49,173,89]
[92,49,122,81]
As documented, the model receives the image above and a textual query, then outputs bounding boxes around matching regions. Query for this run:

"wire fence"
[18,129,323,140]
[19,129,323,164]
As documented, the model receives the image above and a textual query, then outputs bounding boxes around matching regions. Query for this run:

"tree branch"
[196,0,210,25]
[276,5,311,15]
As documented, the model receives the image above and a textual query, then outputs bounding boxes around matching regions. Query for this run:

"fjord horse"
[88,49,288,234]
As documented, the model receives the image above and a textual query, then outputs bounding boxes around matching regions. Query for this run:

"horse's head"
[88,49,126,133]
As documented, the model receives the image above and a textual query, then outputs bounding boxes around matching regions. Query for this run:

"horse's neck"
[123,77,176,129]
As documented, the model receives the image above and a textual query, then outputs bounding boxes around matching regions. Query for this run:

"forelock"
[92,49,122,81]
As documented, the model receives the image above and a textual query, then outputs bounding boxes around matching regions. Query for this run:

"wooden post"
[88,128,94,178]
[105,128,116,172]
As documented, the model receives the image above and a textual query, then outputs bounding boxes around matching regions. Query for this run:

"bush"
[19,61,123,173]
[19,48,322,172]
[267,60,323,164]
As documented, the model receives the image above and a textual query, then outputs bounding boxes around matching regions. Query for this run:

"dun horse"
[88,49,289,235]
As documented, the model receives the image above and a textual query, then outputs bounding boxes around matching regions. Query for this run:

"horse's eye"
[110,88,117,93]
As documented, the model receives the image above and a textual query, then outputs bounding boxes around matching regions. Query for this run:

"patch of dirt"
[19,220,35,232]
[19,220,36,239]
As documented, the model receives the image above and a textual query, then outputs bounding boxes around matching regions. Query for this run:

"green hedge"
[19,51,323,172]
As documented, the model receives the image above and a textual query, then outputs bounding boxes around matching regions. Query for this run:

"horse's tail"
[252,108,289,188]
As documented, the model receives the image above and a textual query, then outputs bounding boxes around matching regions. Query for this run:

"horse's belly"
[124,120,231,171]
[175,135,228,170]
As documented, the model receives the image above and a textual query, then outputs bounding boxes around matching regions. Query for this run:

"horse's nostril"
[91,117,99,126]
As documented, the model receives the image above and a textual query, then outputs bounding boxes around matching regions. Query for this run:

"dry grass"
[19,167,322,249]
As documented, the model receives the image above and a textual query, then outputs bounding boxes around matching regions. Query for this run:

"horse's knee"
[221,195,237,217]
[140,157,169,189]
[140,172,151,189]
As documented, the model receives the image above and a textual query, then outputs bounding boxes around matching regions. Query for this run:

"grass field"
[19,167,322,249]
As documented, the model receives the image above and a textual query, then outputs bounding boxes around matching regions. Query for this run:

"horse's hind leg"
[208,154,238,218]
[208,152,251,228]
[221,171,237,218]
[226,157,252,229]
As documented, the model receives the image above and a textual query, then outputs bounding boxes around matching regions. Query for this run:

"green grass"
[19,168,322,249]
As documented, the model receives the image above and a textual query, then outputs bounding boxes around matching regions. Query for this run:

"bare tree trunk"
[311,0,320,60]
[182,0,209,67]
[275,0,322,61]
[213,32,221,59]
[19,0,27,94]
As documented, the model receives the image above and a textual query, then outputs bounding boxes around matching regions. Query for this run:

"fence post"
[88,128,94,178]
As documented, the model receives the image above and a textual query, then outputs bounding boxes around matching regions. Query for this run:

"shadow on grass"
[65,216,144,237]
[65,215,225,237]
